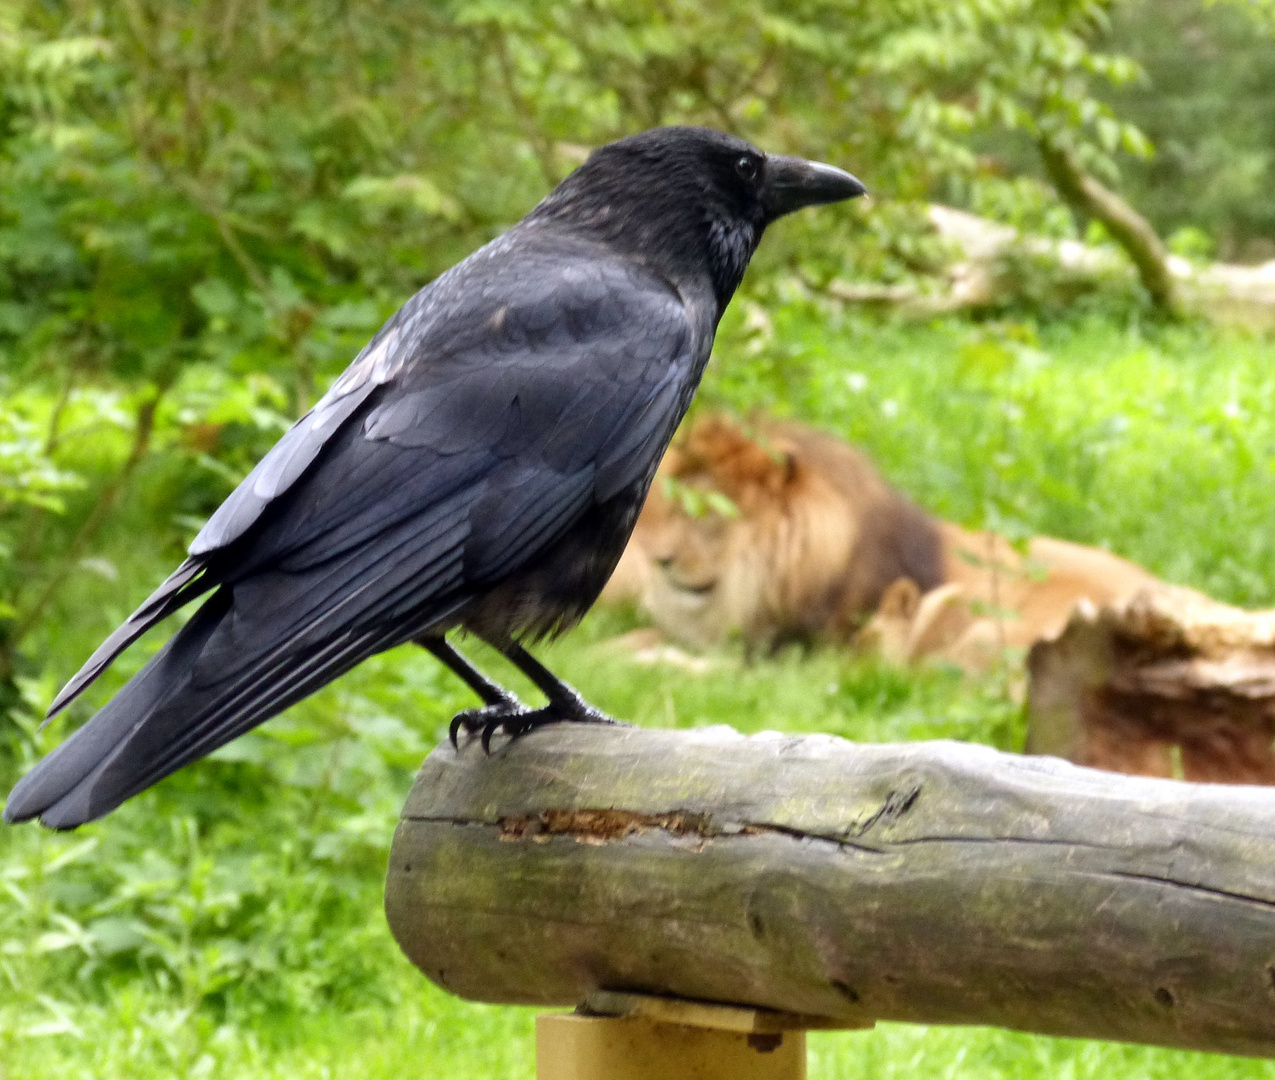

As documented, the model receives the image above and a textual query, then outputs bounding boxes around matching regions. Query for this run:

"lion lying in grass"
[604,414,946,654]
[861,523,1161,670]
[605,414,1163,669]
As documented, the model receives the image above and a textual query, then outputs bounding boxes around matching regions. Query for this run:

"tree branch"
[1038,138,1178,314]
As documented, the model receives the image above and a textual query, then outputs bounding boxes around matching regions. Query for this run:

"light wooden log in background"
[386,724,1275,1058]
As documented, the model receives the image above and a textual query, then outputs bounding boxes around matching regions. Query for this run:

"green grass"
[8,978,1275,1080]
[6,310,1275,1078]
[708,307,1275,604]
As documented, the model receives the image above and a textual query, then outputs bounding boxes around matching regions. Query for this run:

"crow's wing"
[49,242,696,718]
[185,245,699,666]
[44,325,405,720]
[9,240,699,826]
[189,319,412,558]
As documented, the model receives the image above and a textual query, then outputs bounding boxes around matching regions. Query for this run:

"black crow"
[5,126,864,829]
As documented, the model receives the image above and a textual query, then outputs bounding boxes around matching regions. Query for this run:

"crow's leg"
[415,636,526,747]
[492,640,621,731]
[417,636,517,707]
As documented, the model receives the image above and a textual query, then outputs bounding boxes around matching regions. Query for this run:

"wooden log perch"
[386,724,1275,1058]
[1027,585,1275,784]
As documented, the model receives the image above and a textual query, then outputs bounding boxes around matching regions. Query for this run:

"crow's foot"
[544,685,623,729]
[449,694,622,753]
[449,697,522,748]
[481,701,621,752]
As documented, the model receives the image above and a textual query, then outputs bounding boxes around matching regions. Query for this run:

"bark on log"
[386,723,1275,1058]
[1027,586,1275,784]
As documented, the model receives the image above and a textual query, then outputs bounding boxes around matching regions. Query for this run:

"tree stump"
[386,722,1275,1058]
[1027,585,1275,783]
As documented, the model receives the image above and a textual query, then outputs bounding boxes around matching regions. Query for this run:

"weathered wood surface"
[1027,585,1275,784]
[386,724,1275,1057]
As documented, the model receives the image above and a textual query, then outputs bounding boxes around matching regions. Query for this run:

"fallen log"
[386,723,1275,1058]
[1026,585,1275,783]
[824,205,1275,330]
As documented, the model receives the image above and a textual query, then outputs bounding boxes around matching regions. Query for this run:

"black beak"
[762,155,866,220]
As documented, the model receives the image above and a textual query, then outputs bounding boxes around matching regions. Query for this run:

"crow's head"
[529,126,865,311]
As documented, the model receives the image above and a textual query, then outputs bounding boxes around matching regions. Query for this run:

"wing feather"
[45,557,210,719]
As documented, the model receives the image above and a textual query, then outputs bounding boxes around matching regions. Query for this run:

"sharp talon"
[448,694,623,753]
[449,694,527,750]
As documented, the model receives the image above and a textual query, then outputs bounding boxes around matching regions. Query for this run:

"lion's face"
[635,473,770,650]
[625,415,866,652]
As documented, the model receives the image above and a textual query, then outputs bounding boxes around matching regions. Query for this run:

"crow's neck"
[528,198,760,316]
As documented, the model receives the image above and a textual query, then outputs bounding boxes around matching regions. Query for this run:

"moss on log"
[386,724,1275,1057]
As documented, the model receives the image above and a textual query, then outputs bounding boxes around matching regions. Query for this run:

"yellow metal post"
[536,991,872,1080]
[536,1014,805,1080]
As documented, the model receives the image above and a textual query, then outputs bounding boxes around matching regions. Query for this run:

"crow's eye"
[734,155,759,182]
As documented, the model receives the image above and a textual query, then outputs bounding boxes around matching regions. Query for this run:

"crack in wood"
[846,781,923,837]
[1104,869,1275,910]
[497,808,715,844]
[410,781,925,852]
[417,810,895,851]
[737,820,885,853]
[410,815,1275,910]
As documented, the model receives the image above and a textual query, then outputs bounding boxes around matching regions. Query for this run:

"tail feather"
[6,588,230,826]
[4,586,438,830]
[44,558,211,721]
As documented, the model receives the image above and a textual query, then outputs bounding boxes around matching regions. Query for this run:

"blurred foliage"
[0,0,1156,696]
[1094,0,1275,262]
[3,2,1275,1077]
